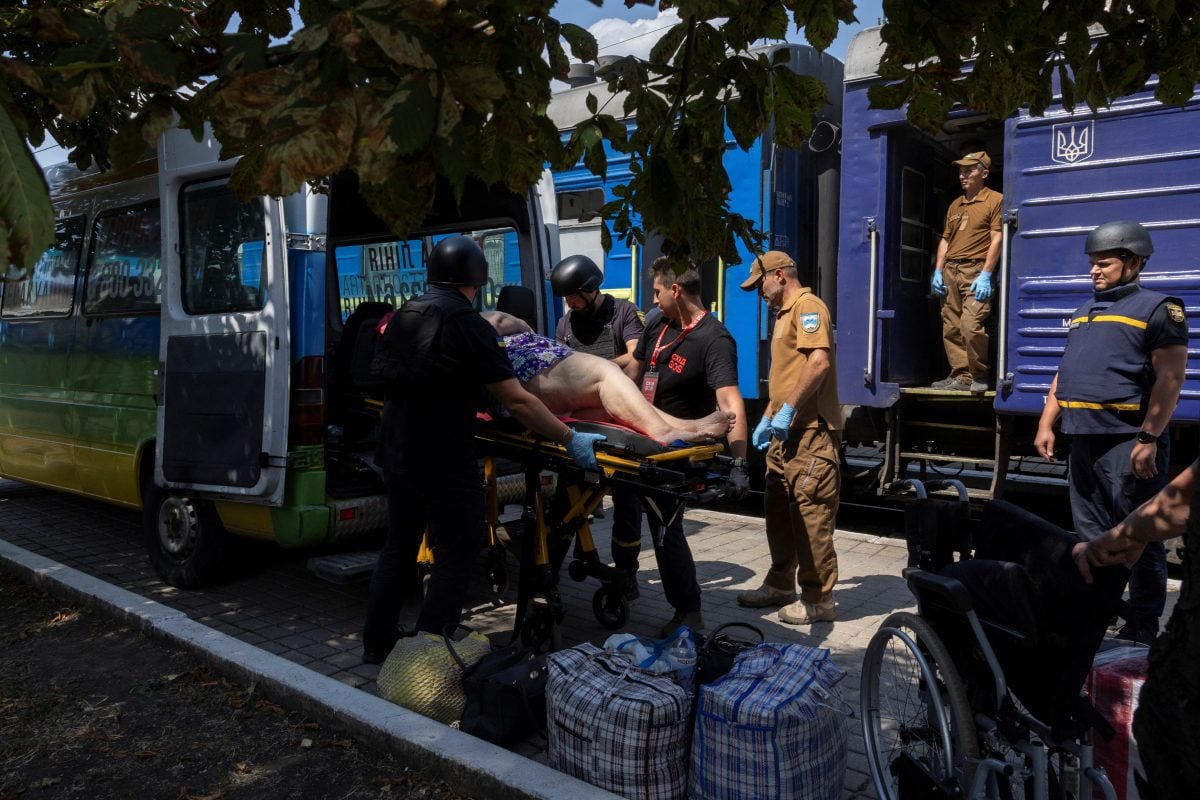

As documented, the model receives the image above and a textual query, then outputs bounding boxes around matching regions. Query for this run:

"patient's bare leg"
[531,354,730,443]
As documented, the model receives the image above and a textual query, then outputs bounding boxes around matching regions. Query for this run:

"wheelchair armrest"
[903,567,974,614]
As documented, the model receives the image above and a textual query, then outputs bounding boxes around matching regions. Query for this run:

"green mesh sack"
[376,626,492,724]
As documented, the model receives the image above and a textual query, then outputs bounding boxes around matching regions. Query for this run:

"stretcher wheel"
[486,546,509,594]
[592,584,630,630]
[567,558,590,582]
[520,606,561,651]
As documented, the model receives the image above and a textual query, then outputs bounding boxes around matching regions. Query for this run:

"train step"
[307,550,379,583]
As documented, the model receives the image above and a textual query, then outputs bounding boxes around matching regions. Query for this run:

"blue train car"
[837,26,1200,499]
[547,44,844,408]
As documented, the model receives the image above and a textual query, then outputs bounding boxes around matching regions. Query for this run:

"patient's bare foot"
[698,409,732,439]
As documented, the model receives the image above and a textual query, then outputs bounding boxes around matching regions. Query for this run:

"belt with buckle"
[945,258,984,265]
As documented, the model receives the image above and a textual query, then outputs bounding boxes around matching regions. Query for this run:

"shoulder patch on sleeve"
[1166,303,1185,324]
[801,312,821,333]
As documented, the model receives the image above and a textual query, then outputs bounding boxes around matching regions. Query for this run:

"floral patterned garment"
[500,331,574,384]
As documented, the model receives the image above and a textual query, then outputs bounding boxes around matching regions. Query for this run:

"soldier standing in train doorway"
[930,150,1003,393]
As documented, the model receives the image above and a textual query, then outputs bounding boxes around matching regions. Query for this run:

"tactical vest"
[562,295,626,358]
[1056,284,1178,435]
[371,294,474,397]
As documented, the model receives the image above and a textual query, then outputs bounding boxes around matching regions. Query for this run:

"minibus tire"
[143,485,231,589]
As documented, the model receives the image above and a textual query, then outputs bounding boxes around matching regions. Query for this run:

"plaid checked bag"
[547,643,692,800]
[689,643,850,800]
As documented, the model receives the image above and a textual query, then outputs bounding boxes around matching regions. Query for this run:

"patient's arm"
[481,310,532,335]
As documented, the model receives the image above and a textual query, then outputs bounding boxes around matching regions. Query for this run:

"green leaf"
[0,104,53,273]
[585,92,597,114]
[359,17,437,70]
[123,5,186,40]
[560,23,598,64]
[649,20,688,64]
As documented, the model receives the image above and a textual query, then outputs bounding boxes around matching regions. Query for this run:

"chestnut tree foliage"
[2,0,1199,275]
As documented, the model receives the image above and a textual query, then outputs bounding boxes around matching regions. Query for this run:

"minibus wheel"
[143,486,230,589]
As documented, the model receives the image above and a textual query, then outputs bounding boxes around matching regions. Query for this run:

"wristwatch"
[1135,430,1157,444]
[731,457,747,468]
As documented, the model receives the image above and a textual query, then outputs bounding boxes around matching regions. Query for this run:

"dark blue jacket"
[1057,284,1180,435]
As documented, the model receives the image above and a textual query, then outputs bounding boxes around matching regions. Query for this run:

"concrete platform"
[0,479,1178,798]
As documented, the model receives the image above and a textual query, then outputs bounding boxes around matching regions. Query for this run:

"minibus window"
[180,180,267,315]
[1,215,84,318]
[83,204,162,315]
[334,228,523,324]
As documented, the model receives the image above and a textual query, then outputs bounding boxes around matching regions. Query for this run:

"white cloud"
[589,9,680,62]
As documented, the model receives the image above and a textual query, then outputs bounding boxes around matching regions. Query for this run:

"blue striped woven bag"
[547,643,692,800]
[689,643,850,800]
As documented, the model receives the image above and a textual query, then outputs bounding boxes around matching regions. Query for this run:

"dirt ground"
[0,573,474,800]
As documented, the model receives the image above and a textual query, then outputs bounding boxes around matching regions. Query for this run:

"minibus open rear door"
[154,132,290,505]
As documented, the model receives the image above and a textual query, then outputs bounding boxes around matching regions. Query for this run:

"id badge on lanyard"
[640,369,659,404]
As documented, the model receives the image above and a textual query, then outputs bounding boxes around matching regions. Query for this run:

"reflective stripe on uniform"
[1072,314,1148,329]
[1057,399,1142,410]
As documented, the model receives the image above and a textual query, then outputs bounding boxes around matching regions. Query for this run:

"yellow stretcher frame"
[471,420,732,648]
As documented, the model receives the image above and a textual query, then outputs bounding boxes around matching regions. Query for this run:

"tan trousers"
[762,428,840,603]
[940,261,991,383]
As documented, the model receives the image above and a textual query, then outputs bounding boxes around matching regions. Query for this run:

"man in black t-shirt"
[629,257,750,637]
[551,255,646,594]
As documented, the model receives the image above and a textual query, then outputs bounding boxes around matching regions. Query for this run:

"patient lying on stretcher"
[482,310,731,444]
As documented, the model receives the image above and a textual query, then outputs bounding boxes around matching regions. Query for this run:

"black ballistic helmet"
[427,235,489,287]
[550,254,603,296]
[1085,221,1154,258]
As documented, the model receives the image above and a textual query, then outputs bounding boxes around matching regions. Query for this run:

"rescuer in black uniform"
[1035,221,1188,644]
[362,236,605,663]
[551,255,646,596]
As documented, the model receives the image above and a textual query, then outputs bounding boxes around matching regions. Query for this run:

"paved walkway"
[0,479,1178,798]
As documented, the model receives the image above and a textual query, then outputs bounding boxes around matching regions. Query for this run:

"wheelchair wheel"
[862,611,979,800]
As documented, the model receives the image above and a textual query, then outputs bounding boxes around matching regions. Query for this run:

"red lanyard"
[649,312,706,369]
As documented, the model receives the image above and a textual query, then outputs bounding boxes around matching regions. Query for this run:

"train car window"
[180,179,267,315]
[558,189,607,278]
[1,215,85,319]
[899,167,929,283]
[83,204,162,316]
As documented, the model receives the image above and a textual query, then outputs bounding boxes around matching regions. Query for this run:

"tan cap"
[953,151,991,169]
[740,250,796,290]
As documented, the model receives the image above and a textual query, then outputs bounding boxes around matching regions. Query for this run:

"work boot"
[737,584,796,608]
[658,609,704,639]
[778,598,838,625]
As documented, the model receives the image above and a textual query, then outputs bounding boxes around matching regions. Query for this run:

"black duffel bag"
[459,645,549,745]
[696,622,765,689]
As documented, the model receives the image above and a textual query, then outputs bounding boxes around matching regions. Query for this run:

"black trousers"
[646,513,702,613]
[363,469,485,652]
[609,483,644,573]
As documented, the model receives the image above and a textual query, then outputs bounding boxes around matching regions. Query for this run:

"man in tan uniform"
[736,251,843,624]
[930,150,1003,393]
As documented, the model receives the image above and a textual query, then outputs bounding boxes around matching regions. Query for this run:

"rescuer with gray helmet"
[1036,220,1187,643]
[549,253,647,597]
[364,236,605,662]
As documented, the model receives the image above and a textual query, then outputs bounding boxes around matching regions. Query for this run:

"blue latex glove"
[769,404,796,442]
[751,414,773,452]
[970,271,993,302]
[930,269,947,297]
[566,430,606,470]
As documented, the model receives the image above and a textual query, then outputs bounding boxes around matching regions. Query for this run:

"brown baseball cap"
[740,250,796,290]
[953,150,991,169]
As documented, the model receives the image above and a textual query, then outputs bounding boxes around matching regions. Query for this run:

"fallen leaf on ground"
[298,738,313,749]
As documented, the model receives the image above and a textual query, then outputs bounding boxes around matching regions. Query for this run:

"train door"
[879,128,959,386]
[155,133,290,504]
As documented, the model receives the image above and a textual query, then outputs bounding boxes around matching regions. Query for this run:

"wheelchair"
[861,485,1124,800]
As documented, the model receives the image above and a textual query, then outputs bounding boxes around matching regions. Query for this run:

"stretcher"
[472,416,735,649]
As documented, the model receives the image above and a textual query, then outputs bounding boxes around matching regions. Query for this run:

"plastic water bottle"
[667,640,697,694]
